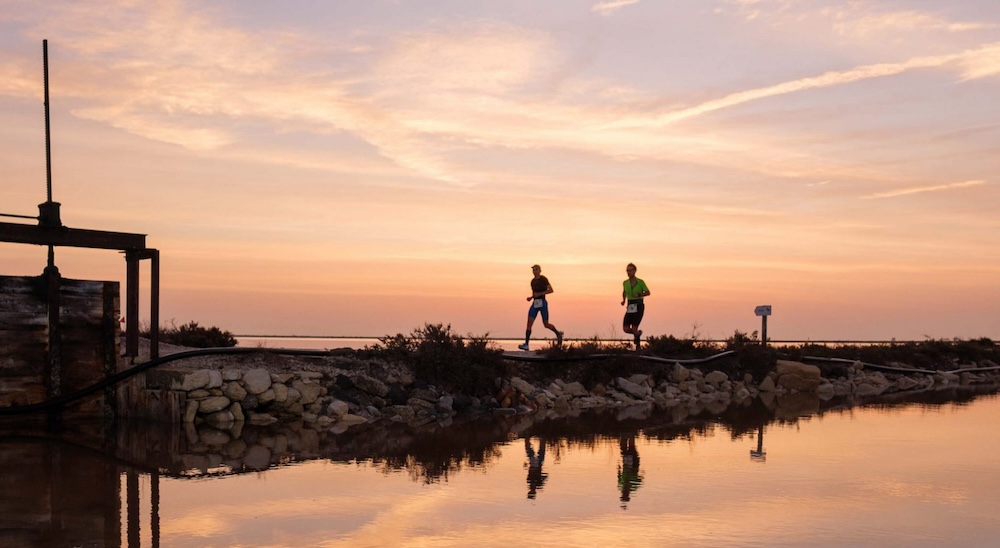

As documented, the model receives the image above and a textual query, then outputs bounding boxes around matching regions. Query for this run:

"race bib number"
[626,303,638,313]
[532,299,544,309]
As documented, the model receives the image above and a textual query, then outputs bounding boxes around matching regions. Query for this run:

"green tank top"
[623,278,648,301]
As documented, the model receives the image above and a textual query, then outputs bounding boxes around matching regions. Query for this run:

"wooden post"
[149,249,160,360]
[125,251,140,358]
[754,305,771,347]
[44,264,62,397]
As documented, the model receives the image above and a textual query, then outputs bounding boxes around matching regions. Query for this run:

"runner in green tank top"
[621,263,650,349]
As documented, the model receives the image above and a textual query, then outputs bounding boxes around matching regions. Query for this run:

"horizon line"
[233,334,960,344]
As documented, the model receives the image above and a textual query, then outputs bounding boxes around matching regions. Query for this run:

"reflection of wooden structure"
[0,437,160,547]
[749,424,766,462]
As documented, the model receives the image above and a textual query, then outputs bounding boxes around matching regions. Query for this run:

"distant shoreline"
[237,334,926,344]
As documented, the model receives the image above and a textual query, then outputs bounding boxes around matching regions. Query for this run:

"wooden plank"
[0,222,146,250]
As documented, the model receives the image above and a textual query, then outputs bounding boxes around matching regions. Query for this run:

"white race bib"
[626,303,638,313]
[532,298,544,309]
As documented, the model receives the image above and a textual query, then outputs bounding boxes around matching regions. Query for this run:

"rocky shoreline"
[137,341,1000,432]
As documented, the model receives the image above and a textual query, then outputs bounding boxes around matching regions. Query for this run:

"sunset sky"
[2,0,998,341]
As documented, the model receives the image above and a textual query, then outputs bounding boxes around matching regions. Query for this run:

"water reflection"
[750,424,766,462]
[617,434,642,508]
[524,437,547,499]
[1,385,998,546]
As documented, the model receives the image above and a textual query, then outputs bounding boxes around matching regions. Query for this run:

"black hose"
[801,355,1000,375]
[501,350,735,364]
[0,347,334,416]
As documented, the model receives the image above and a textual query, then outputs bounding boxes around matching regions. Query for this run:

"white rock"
[181,370,212,391]
[705,370,729,386]
[206,369,223,389]
[229,401,245,422]
[222,369,242,381]
[272,383,289,403]
[243,368,272,395]
[327,399,350,418]
[510,377,536,395]
[222,381,247,401]
[199,396,232,414]
[258,388,276,404]
[616,377,650,399]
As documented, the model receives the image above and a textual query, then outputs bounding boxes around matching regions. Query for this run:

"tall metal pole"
[41,40,63,399]
[43,39,53,203]
[40,40,62,259]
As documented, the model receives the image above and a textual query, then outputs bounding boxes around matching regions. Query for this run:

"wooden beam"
[0,222,146,251]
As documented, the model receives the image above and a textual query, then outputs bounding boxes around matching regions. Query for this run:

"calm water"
[2,390,999,547]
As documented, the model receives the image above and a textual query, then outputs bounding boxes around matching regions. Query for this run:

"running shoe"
[556,331,564,346]
[518,343,529,351]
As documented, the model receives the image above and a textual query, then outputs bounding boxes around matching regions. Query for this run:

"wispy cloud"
[863,180,986,200]
[957,42,1000,80]
[602,42,1000,129]
[719,1,996,37]
[3,1,996,190]
[825,7,998,37]
[592,0,640,16]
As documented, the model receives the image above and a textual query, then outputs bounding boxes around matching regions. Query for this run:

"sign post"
[754,305,771,346]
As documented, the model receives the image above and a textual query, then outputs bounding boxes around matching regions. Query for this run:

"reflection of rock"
[855,383,883,397]
[338,414,368,426]
[774,392,819,419]
[198,427,231,446]
[244,445,271,470]
[249,413,278,426]
[616,403,652,421]
[205,410,235,428]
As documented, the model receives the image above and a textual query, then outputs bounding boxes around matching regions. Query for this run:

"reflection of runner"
[617,435,643,509]
[525,437,548,499]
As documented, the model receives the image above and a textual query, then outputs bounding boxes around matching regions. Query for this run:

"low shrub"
[363,323,505,395]
[142,320,237,348]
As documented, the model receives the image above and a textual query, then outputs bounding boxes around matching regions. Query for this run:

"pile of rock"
[169,356,1000,432]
